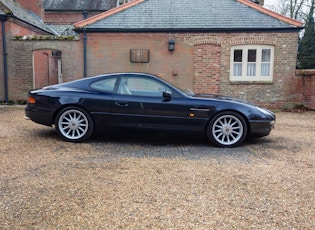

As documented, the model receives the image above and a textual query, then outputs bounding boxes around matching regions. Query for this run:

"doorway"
[33,49,62,88]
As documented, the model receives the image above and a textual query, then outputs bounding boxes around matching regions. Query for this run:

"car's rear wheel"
[55,107,94,142]
[207,111,247,147]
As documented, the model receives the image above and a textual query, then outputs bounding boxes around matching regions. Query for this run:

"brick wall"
[0,23,4,101]
[14,0,103,24]
[193,44,221,94]
[15,0,44,18]
[0,19,67,101]
[6,38,82,100]
[85,33,195,90]
[44,12,101,24]
[84,31,300,108]
[4,29,310,109]
[296,69,315,109]
[216,32,300,108]
[9,19,46,36]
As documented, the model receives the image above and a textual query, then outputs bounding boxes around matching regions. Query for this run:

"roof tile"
[0,0,56,34]
[74,0,303,32]
[43,0,117,11]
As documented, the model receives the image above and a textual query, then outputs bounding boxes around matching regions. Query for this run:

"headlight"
[256,106,272,116]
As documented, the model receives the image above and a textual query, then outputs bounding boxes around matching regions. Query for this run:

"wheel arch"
[53,104,95,126]
[206,109,251,137]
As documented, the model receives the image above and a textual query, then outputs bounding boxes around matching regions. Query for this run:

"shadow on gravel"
[31,127,275,162]
[88,132,271,163]
[32,128,59,140]
[92,132,208,146]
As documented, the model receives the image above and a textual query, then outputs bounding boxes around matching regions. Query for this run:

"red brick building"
[0,0,116,102]
[1,0,311,109]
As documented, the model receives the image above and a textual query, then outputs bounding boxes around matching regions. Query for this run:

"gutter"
[45,9,110,12]
[82,11,88,78]
[83,28,87,78]
[74,27,303,33]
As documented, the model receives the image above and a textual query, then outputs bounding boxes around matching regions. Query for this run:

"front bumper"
[249,120,275,138]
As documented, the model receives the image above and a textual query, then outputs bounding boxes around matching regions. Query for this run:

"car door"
[111,74,189,131]
[87,76,119,129]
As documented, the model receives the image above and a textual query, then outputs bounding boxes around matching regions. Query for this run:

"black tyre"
[207,111,247,147]
[55,106,94,142]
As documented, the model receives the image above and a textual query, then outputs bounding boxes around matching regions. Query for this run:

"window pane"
[121,77,170,97]
[261,63,270,76]
[262,49,271,62]
[233,63,242,76]
[247,63,256,76]
[128,78,161,91]
[248,49,257,62]
[90,77,116,92]
[234,50,243,62]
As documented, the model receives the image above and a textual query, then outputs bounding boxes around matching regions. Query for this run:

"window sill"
[229,80,273,85]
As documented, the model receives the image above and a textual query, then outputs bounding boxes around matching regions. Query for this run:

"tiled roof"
[0,0,57,35]
[48,24,78,36]
[43,0,117,11]
[74,0,303,32]
[239,0,302,27]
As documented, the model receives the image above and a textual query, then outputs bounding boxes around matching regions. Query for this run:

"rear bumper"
[25,105,55,126]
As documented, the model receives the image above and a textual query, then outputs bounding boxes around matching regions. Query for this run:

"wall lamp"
[168,39,175,52]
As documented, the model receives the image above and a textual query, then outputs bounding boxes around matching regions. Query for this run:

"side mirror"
[163,90,172,101]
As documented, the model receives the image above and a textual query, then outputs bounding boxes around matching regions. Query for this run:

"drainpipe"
[1,16,8,104]
[83,29,87,78]
[82,11,88,78]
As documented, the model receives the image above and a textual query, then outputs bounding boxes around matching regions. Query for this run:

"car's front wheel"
[207,111,247,147]
[55,107,94,142]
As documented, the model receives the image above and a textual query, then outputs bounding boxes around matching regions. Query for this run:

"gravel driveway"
[0,107,314,229]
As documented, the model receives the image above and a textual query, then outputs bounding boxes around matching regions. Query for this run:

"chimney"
[15,0,45,19]
[251,0,264,6]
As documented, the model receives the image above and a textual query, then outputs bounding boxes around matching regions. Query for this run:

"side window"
[90,77,117,93]
[118,76,171,97]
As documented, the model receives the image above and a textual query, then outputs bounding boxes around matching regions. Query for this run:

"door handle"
[115,101,129,107]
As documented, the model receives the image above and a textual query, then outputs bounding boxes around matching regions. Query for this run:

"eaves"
[9,14,56,35]
[74,27,303,33]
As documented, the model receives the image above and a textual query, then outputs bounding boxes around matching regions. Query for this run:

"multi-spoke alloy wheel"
[55,107,93,142]
[207,111,247,147]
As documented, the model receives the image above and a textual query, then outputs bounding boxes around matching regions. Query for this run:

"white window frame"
[230,45,274,82]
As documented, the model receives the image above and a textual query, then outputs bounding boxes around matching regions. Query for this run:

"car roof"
[51,72,162,89]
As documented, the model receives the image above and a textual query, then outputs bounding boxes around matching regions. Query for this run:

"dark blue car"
[25,73,275,147]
